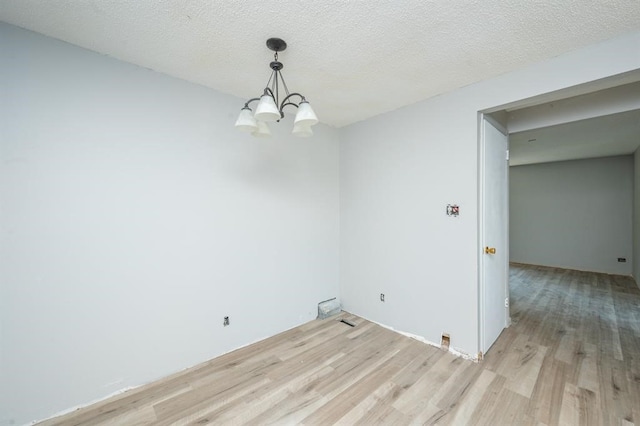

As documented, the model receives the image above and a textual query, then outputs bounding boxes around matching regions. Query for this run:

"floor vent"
[339,319,356,327]
[317,298,341,319]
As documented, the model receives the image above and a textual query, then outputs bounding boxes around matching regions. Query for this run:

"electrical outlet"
[505,298,509,308]
[380,293,385,302]
[223,316,229,326]
[446,204,460,217]
[618,258,627,263]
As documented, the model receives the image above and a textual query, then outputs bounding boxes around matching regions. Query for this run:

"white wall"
[510,156,633,275]
[634,148,640,286]
[0,23,340,425]
[340,31,640,357]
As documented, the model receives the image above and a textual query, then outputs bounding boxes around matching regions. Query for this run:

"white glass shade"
[294,101,318,127]
[254,94,281,122]
[292,122,313,138]
[234,107,258,132]
[251,120,271,138]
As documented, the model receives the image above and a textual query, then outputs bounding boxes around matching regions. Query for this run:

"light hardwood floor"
[40,264,640,425]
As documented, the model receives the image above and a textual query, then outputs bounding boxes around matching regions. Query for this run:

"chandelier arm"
[265,70,275,91]
[262,87,276,98]
[243,97,261,108]
[279,93,306,111]
[280,102,299,113]
[274,69,279,108]
[279,70,291,97]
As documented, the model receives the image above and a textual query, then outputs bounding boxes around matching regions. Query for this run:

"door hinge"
[505,298,509,308]
[505,150,510,161]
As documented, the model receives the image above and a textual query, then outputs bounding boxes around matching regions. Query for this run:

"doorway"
[477,76,640,357]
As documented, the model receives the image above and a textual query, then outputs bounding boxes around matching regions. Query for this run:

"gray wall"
[510,156,633,275]
[634,148,640,285]
[0,23,340,425]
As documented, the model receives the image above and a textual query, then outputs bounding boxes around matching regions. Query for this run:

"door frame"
[477,113,510,357]
[475,71,640,358]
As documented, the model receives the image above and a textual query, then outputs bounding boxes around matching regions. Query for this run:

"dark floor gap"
[339,319,356,327]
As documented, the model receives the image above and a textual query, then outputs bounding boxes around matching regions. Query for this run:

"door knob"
[485,247,496,254]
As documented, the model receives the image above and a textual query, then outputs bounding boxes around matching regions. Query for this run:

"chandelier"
[235,38,319,138]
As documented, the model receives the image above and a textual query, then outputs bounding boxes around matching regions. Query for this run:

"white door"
[479,115,509,354]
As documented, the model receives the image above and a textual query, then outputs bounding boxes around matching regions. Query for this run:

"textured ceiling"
[1,1,640,127]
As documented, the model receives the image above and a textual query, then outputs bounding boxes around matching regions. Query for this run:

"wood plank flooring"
[39,264,640,425]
